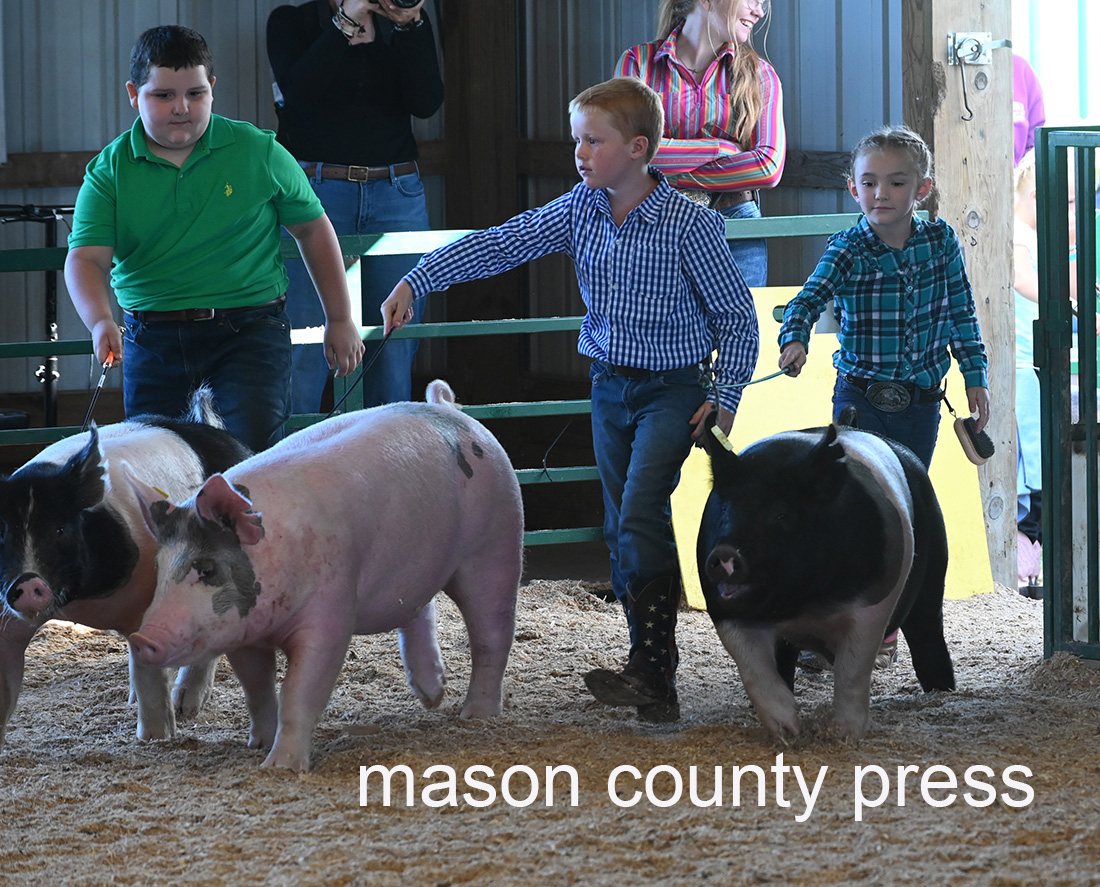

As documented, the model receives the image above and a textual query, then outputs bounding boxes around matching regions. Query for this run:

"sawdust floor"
[3,580,1099,887]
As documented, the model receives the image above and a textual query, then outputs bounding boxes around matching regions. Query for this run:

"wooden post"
[904,0,1016,589]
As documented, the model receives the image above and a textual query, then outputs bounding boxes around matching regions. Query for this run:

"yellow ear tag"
[152,485,170,499]
[709,424,735,452]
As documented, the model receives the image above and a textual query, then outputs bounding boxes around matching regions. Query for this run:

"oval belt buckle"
[865,381,911,412]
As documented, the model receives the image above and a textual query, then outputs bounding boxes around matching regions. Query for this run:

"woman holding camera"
[267,0,443,413]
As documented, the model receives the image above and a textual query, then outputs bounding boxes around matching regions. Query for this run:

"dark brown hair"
[130,25,214,88]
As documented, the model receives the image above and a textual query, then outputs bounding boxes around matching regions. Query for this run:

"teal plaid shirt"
[779,216,988,390]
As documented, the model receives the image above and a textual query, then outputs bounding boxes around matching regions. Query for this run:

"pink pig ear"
[195,474,265,546]
[120,460,177,540]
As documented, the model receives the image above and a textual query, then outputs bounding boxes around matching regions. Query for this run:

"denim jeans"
[286,164,430,413]
[122,301,292,453]
[590,360,706,603]
[831,375,942,469]
[721,199,767,287]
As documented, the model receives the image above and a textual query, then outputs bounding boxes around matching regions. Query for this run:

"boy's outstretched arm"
[284,214,365,378]
[65,245,123,366]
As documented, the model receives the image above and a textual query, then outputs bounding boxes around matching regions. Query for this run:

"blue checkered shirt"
[403,173,760,412]
[778,216,989,390]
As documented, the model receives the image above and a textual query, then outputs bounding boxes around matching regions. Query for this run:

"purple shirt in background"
[1014,54,1046,167]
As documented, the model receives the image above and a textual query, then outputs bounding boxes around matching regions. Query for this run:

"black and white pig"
[696,422,955,742]
[126,380,523,771]
[0,389,251,749]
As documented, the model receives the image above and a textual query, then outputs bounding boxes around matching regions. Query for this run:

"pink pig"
[127,381,523,771]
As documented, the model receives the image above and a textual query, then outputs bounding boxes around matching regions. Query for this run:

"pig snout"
[129,629,181,668]
[5,573,55,618]
[705,545,750,600]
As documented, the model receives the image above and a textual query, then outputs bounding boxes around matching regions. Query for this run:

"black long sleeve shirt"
[266,0,444,167]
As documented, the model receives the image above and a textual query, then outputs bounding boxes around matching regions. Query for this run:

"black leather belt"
[299,161,418,182]
[844,374,944,410]
[607,362,697,379]
[125,295,286,323]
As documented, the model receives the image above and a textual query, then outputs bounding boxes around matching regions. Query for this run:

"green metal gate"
[1036,125,1100,660]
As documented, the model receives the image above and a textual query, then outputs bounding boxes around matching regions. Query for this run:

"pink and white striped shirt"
[615,27,786,193]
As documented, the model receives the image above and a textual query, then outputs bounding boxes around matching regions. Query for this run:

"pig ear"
[62,424,107,510]
[804,424,848,501]
[121,460,178,540]
[195,474,265,546]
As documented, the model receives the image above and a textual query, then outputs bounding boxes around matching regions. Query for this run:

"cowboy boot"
[584,575,680,723]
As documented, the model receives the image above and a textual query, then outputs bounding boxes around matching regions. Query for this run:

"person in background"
[1012,150,1043,596]
[381,78,760,724]
[267,0,443,413]
[615,0,785,286]
[65,25,363,453]
[1013,54,1045,168]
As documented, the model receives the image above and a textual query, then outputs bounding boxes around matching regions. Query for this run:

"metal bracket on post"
[947,32,1012,66]
[946,33,1012,121]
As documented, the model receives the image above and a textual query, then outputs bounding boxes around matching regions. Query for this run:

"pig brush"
[943,391,995,466]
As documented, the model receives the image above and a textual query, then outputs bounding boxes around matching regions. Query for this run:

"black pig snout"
[705,544,746,584]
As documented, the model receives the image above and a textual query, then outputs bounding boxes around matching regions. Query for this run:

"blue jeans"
[590,361,706,603]
[721,199,767,287]
[831,375,942,469]
[286,164,430,413]
[123,301,292,453]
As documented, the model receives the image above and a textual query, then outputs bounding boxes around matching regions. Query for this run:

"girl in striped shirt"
[615,0,786,286]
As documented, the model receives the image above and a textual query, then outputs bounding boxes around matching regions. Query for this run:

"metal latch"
[947,32,1012,66]
[947,33,1012,120]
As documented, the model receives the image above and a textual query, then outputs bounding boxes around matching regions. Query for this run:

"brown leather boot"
[584,575,680,723]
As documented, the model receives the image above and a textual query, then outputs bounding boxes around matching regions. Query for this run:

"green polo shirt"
[68,114,323,311]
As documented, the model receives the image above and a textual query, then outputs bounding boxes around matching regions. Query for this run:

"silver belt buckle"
[680,189,711,208]
[865,381,911,412]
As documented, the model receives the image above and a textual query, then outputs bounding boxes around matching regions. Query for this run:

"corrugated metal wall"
[1,0,902,395]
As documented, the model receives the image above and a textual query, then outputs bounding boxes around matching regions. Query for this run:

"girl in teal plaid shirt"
[777,125,990,470]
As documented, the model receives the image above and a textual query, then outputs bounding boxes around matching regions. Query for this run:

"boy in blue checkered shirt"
[778,125,990,470]
[382,77,759,723]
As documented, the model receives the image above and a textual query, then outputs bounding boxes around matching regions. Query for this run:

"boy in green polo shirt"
[65,25,364,451]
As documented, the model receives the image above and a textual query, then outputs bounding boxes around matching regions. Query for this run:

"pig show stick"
[536,367,792,481]
[709,367,791,391]
[80,350,114,433]
[325,329,393,419]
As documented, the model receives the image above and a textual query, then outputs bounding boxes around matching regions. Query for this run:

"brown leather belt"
[679,189,755,211]
[299,161,419,182]
[125,295,286,323]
